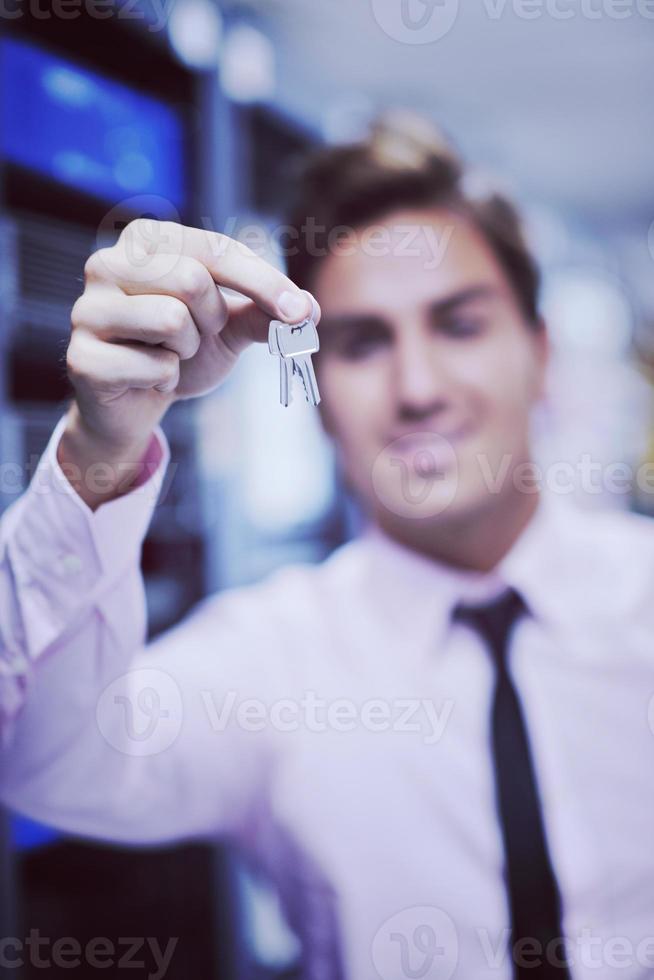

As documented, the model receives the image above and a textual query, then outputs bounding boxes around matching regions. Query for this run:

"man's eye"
[437,317,484,337]
[340,334,390,360]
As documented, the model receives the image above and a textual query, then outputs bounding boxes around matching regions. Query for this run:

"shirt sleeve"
[0,416,280,845]
[0,414,170,724]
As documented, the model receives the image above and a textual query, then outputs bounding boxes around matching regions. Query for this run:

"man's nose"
[393,331,449,416]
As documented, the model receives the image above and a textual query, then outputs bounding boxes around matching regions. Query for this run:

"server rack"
[0,12,236,978]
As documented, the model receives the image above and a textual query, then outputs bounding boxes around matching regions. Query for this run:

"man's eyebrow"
[428,284,501,317]
[319,313,391,334]
[320,285,502,334]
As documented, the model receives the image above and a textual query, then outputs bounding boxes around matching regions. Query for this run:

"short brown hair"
[286,112,541,324]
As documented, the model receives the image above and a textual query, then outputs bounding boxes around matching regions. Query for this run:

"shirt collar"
[498,491,647,628]
[359,490,616,657]
[360,518,510,663]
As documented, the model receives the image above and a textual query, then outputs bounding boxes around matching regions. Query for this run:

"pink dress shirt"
[2,416,654,979]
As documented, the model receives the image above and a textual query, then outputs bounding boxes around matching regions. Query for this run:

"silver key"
[268,319,293,405]
[292,354,320,406]
[268,317,321,407]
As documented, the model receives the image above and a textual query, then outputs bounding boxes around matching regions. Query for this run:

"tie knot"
[453,586,527,667]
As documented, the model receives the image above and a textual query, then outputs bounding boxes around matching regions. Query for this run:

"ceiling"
[224,0,654,309]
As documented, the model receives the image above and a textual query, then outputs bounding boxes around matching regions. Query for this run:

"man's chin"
[369,472,461,523]
[371,487,515,565]
[367,436,461,521]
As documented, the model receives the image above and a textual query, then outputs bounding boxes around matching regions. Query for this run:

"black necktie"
[453,588,571,980]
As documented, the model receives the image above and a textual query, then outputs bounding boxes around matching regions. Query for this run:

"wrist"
[57,403,158,509]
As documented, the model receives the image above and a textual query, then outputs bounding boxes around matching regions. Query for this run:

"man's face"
[312,207,548,531]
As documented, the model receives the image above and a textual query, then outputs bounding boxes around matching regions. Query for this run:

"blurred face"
[312,207,548,537]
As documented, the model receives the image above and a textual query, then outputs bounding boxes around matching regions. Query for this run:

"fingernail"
[301,289,321,323]
[278,290,309,321]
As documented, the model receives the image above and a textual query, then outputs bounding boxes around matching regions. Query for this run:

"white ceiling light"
[221,23,275,103]
[168,0,223,71]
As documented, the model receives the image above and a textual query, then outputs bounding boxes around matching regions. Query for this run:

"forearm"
[0,416,182,841]
[0,413,274,844]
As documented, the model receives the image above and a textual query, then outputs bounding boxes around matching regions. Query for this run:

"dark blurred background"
[1,1,653,976]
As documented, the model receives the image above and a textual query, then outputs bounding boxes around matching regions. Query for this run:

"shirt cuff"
[5,414,171,593]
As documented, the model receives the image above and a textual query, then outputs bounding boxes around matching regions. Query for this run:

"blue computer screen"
[0,37,186,210]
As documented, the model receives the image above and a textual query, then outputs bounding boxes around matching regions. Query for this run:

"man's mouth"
[386,420,474,450]
[379,423,475,476]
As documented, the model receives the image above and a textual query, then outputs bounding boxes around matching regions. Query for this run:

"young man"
[1,118,653,979]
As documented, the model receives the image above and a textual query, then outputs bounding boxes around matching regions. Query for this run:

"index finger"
[123,220,316,326]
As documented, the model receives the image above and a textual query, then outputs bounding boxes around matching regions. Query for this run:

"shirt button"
[59,553,83,576]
